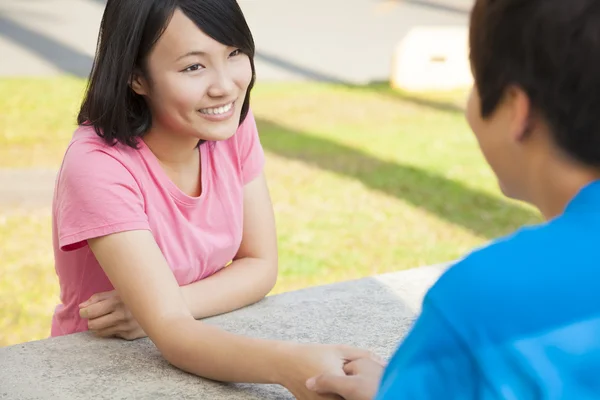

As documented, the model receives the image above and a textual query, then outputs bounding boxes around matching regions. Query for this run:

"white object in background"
[391,26,473,91]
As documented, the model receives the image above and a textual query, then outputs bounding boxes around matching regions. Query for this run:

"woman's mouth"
[199,102,234,116]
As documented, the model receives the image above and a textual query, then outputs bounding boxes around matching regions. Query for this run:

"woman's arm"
[180,172,278,319]
[79,172,276,332]
[88,228,375,397]
[88,229,280,382]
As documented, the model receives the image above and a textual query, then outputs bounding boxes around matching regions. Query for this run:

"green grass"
[0,77,542,347]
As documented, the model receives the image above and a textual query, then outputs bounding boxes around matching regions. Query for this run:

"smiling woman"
[50,0,373,398]
[79,0,256,147]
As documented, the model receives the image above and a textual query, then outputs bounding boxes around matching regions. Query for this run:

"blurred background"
[0,0,540,347]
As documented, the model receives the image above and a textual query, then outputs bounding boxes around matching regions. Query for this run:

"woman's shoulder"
[59,125,143,184]
[63,125,139,167]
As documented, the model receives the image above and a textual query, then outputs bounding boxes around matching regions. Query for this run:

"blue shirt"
[376,181,600,399]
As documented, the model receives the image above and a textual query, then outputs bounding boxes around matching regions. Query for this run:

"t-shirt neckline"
[137,138,207,207]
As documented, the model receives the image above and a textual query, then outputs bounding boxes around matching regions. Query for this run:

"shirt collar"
[564,180,600,215]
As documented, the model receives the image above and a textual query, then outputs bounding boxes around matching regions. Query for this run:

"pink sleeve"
[236,109,266,184]
[55,144,150,252]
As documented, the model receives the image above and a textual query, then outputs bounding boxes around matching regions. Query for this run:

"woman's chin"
[193,114,240,142]
[194,126,238,142]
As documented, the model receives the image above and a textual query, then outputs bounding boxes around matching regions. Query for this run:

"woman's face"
[132,9,253,143]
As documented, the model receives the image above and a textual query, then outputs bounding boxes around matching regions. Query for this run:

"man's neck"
[527,152,600,220]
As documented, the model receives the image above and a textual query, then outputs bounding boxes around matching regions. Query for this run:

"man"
[307,0,600,398]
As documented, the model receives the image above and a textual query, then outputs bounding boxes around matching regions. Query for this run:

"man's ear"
[507,85,533,141]
[130,70,148,96]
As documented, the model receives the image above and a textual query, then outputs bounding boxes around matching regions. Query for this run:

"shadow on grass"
[257,118,540,240]
[358,82,466,114]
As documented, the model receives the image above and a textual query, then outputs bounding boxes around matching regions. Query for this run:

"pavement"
[0,0,472,83]
[0,169,57,209]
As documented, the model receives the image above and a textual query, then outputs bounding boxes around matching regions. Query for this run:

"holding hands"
[305,352,386,400]
[279,343,382,400]
[79,291,386,400]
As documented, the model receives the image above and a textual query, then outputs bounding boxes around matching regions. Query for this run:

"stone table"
[0,264,448,399]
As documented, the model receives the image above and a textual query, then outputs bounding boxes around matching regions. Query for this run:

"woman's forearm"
[181,257,277,319]
[158,317,291,384]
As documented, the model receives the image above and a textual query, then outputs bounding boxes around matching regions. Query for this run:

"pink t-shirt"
[50,110,265,337]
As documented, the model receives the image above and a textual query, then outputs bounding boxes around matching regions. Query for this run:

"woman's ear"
[130,70,148,96]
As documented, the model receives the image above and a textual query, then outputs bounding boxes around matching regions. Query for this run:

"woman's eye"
[230,49,242,57]
[183,64,203,72]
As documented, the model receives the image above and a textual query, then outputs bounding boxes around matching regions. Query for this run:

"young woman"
[51,0,374,398]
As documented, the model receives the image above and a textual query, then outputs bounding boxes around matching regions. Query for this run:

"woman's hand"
[79,290,146,340]
[278,343,384,400]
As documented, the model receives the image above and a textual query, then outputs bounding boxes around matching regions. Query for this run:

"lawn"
[0,77,542,347]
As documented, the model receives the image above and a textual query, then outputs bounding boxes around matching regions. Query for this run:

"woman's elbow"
[147,317,196,369]
[262,259,278,295]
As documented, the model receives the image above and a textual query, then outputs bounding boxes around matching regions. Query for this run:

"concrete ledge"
[390,26,472,91]
[0,264,449,399]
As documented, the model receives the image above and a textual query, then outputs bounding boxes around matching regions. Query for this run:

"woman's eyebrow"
[176,50,207,61]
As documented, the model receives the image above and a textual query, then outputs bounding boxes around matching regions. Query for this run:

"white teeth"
[200,102,233,115]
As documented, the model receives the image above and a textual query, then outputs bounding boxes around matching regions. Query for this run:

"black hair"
[78,0,256,148]
[470,0,600,165]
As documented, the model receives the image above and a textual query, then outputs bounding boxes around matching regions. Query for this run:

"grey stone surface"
[0,264,448,399]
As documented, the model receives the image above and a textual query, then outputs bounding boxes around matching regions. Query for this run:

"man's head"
[466,0,600,202]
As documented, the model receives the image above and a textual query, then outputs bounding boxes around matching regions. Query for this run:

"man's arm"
[180,172,278,319]
[376,300,480,399]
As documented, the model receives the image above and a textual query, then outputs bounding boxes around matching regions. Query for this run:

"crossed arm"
[180,172,278,319]
[81,173,278,333]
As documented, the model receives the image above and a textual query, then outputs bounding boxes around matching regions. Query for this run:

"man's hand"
[305,357,386,400]
[280,344,383,400]
[79,290,146,340]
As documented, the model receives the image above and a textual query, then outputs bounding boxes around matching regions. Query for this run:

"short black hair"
[470,0,600,166]
[78,0,256,148]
